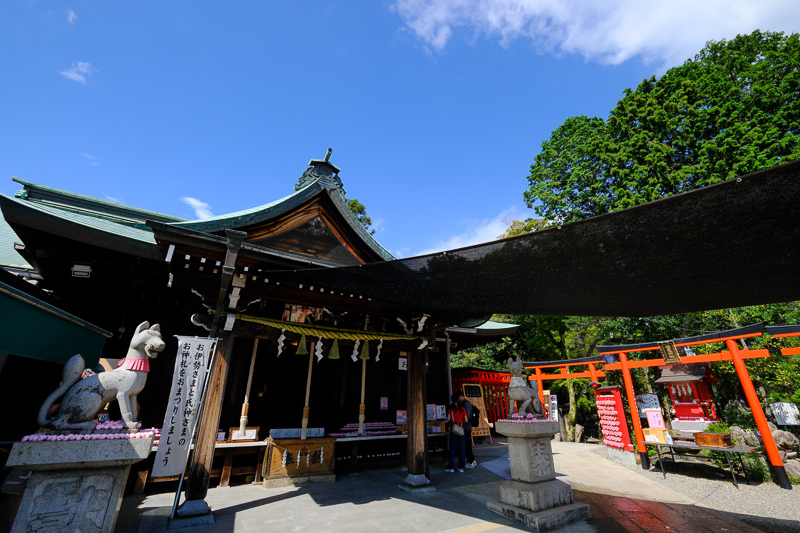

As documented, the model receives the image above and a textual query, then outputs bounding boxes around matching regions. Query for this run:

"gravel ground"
[625,457,800,533]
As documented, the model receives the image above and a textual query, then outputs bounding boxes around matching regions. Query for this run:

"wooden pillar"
[405,347,429,487]
[445,332,452,397]
[725,339,792,489]
[619,352,650,469]
[183,331,236,505]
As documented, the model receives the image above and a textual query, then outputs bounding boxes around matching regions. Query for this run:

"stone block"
[7,439,153,471]
[403,473,430,487]
[397,484,437,495]
[605,446,638,467]
[176,498,210,518]
[488,500,591,532]
[495,420,560,438]
[507,436,556,483]
[498,479,573,513]
[168,512,216,529]
[11,466,129,533]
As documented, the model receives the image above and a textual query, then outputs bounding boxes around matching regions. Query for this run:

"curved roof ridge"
[172,175,396,261]
[171,182,313,229]
[12,177,185,224]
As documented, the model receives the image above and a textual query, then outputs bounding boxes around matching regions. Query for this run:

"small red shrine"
[655,363,720,431]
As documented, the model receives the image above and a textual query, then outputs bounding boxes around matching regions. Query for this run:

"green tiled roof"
[0,207,32,269]
[172,187,306,231]
[13,177,185,227]
[6,163,395,263]
[1,195,157,246]
[173,179,395,261]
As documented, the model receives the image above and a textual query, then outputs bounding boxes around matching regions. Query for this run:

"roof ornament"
[294,147,345,194]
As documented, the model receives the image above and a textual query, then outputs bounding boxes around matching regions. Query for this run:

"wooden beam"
[599,332,764,355]
[537,370,606,381]
[602,349,770,370]
[184,330,236,502]
[525,359,601,369]
[406,348,429,485]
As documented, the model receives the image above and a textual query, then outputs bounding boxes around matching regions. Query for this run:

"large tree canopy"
[525,30,800,223]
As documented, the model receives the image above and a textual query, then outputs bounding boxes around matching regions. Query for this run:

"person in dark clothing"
[458,391,477,468]
[446,392,467,472]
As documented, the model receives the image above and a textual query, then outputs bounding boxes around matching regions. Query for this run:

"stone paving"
[116,439,774,532]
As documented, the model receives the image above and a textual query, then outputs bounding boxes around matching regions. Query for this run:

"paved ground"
[117,439,777,533]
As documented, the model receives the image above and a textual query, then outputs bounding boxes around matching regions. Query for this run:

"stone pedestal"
[6,437,153,533]
[488,420,590,532]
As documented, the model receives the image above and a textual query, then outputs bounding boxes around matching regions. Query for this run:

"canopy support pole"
[725,339,792,489]
[619,352,650,469]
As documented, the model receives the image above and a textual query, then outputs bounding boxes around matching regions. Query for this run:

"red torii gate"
[524,323,794,490]
[766,324,800,355]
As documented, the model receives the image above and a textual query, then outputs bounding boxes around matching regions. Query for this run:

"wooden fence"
[452,369,512,424]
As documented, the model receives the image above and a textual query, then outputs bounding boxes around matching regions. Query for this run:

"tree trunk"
[566,377,577,442]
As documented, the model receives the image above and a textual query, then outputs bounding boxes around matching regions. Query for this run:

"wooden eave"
[171,184,393,263]
[240,194,382,264]
[151,223,417,318]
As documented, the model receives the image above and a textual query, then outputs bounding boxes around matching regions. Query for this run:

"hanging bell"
[328,338,340,359]
[296,334,308,355]
[360,340,370,360]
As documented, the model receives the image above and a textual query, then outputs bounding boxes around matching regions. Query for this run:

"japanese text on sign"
[771,402,800,426]
[152,336,215,478]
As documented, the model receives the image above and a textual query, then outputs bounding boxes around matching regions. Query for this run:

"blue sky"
[1,1,797,258]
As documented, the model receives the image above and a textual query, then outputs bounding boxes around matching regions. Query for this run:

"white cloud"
[414,205,533,256]
[105,195,121,203]
[392,0,800,69]
[67,8,76,24]
[393,247,411,259]
[59,62,93,84]
[81,153,98,166]
[372,217,386,232]
[181,197,214,219]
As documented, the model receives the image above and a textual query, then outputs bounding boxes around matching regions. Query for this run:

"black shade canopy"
[261,160,800,324]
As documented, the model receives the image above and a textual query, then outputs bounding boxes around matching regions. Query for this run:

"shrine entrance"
[509,323,796,489]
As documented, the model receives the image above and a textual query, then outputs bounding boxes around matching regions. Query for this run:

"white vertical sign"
[549,394,558,421]
[152,337,216,478]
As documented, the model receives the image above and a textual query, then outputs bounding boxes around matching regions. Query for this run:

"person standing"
[446,392,467,472]
[459,390,477,468]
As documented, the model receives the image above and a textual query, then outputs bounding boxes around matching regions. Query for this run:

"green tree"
[525,30,800,223]
[497,218,548,239]
[346,198,375,235]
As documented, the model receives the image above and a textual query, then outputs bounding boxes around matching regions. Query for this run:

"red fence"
[452,369,511,424]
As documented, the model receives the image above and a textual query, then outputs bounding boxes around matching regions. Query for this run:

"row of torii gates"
[460,323,799,490]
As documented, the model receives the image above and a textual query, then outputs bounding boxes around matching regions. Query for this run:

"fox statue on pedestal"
[37,321,165,430]
[507,356,544,417]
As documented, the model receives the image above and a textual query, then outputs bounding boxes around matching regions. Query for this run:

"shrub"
[723,403,756,429]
